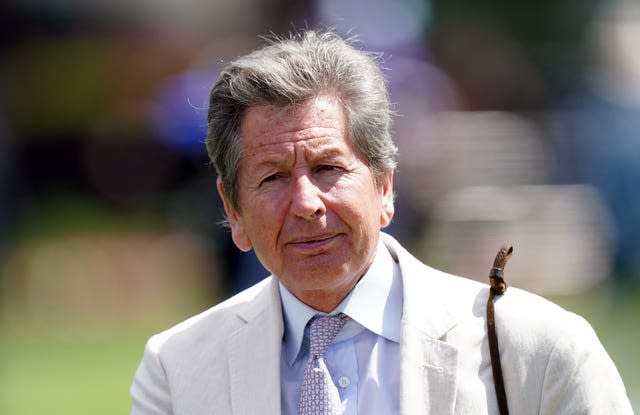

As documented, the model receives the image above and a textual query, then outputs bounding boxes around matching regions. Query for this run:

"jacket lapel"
[383,233,460,415]
[400,320,459,414]
[228,278,283,414]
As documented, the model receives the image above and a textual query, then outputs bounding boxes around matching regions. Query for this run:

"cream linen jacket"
[130,233,633,414]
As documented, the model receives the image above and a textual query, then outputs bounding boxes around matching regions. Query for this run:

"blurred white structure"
[399,111,549,210]
[398,111,614,294]
[418,184,613,294]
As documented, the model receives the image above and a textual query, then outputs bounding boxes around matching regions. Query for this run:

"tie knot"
[309,313,348,357]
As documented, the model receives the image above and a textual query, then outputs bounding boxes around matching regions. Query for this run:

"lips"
[288,233,335,244]
[285,233,341,253]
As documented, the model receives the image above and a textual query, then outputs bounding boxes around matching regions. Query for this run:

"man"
[130,31,633,414]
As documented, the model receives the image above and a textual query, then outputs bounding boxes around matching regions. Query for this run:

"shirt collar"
[279,282,318,366]
[279,239,403,366]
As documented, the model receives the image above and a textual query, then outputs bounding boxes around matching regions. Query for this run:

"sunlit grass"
[2,330,142,414]
[0,313,199,415]
[2,322,151,415]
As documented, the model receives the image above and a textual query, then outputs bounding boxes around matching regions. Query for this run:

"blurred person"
[552,0,640,282]
[130,30,632,414]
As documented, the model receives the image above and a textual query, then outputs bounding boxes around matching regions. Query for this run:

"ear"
[216,178,252,252]
[378,171,395,228]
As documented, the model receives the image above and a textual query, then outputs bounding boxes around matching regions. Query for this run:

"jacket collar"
[382,232,461,339]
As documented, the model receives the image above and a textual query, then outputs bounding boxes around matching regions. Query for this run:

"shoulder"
[493,287,590,355]
[145,276,276,358]
[130,277,278,413]
[496,287,632,412]
[495,286,609,367]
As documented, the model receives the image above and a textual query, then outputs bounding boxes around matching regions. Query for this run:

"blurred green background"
[1,0,639,413]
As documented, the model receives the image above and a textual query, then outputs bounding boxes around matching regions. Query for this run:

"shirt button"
[338,376,351,388]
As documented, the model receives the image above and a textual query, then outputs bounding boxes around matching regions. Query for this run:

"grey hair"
[206,30,397,211]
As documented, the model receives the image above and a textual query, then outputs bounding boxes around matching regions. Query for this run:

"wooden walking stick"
[486,244,513,415]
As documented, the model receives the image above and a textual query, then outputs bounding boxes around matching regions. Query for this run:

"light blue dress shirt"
[279,241,403,414]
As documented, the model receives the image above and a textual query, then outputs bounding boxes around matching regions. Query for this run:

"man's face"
[217,95,394,311]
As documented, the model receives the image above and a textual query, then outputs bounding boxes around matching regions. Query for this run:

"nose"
[290,174,326,220]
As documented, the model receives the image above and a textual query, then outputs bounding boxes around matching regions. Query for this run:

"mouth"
[286,233,340,253]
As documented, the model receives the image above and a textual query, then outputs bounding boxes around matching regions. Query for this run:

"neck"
[297,287,354,313]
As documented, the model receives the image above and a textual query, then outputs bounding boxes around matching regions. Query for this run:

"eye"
[317,165,341,173]
[259,172,286,186]
[261,174,278,184]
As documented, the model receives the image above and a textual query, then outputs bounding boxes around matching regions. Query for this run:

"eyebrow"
[247,143,348,174]
[306,147,346,162]
[252,158,288,173]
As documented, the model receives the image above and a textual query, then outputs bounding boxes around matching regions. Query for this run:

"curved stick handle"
[489,244,513,295]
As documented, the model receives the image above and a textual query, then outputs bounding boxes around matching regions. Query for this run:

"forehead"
[239,96,348,153]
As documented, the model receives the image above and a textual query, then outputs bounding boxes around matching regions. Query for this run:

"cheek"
[245,196,287,239]
[331,181,381,223]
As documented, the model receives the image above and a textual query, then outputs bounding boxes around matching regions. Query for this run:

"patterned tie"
[297,313,349,415]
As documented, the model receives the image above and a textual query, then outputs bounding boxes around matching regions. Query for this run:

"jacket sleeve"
[130,336,173,415]
[538,314,633,414]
